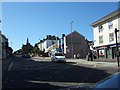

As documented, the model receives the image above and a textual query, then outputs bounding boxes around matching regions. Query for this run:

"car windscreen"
[55,53,64,56]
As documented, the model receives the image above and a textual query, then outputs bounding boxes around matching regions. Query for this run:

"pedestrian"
[90,51,93,61]
[87,53,90,61]
[77,54,80,59]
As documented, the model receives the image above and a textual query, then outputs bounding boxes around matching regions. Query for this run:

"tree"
[14,49,22,55]
[31,44,42,56]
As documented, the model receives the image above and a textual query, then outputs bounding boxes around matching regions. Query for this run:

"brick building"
[58,31,89,58]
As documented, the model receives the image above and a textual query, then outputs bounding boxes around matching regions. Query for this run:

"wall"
[0,33,2,60]
[118,17,120,43]
[65,32,89,58]
[93,18,119,47]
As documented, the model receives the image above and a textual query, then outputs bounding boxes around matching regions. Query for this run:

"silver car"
[51,53,66,63]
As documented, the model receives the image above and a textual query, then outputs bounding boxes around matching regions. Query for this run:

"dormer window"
[99,25,103,33]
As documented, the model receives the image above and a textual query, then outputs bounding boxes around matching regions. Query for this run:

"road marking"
[8,61,13,71]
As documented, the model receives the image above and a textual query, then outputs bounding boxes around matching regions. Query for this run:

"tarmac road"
[2,56,119,89]
[0,60,2,90]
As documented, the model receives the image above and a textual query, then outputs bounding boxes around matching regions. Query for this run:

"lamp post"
[115,28,119,67]
[70,21,73,58]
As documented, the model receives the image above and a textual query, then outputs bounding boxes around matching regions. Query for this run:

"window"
[109,33,114,42]
[108,21,113,30]
[55,53,64,56]
[99,25,103,33]
[99,36,103,44]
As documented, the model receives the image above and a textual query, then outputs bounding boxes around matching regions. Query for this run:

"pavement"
[2,57,13,77]
[94,57,120,62]
[32,56,120,67]
[1,56,14,90]
[67,59,120,67]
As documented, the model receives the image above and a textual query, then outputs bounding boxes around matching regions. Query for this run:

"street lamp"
[115,28,119,67]
[70,21,73,58]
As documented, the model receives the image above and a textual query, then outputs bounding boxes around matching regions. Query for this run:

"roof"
[36,35,60,45]
[91,8,120,27]
[66,31,85,39]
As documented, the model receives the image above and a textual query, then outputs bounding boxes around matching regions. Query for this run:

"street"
[0,60,2,90]
[2,56,119,89]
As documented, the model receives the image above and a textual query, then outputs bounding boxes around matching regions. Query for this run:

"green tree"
[31,44,42,56]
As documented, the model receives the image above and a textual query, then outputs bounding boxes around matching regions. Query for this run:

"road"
[2,56,119,89]
[0,60,2,90]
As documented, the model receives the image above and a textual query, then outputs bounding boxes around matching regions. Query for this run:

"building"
[36,32,90,58]
[0,20,1,59]
[91,9,120,59]
[0,31,8,59]
[0,31,12,60]
[58,31,89,58]
[37,35,59,54]
[22,38,33,55]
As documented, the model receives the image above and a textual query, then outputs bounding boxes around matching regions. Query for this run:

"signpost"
[115,28,119,67]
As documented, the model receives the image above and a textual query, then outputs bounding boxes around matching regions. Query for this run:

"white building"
[37,35,59,53]
[91,9,120,59]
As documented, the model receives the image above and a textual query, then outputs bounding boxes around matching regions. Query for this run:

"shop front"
[96,43,120,59]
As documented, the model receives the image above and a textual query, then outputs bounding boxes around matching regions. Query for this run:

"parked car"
[51,53,66,63]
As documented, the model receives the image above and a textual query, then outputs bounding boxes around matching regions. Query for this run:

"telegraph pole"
[115,28,119,67]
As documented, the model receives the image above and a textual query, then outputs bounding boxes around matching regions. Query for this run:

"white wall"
[118,17,120,43]
[38,40,57,53]
[93,18,119,47]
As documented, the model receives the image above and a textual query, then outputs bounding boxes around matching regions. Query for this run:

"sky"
[1,2,118,51]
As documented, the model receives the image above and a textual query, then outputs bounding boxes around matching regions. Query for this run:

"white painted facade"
[93,17,120,48]
[37,40,57,53]
[91,9,120,59]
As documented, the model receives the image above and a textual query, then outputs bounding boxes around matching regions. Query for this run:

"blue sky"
[2,2,118,51]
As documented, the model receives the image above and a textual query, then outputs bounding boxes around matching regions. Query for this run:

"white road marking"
[8,61,13,71]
